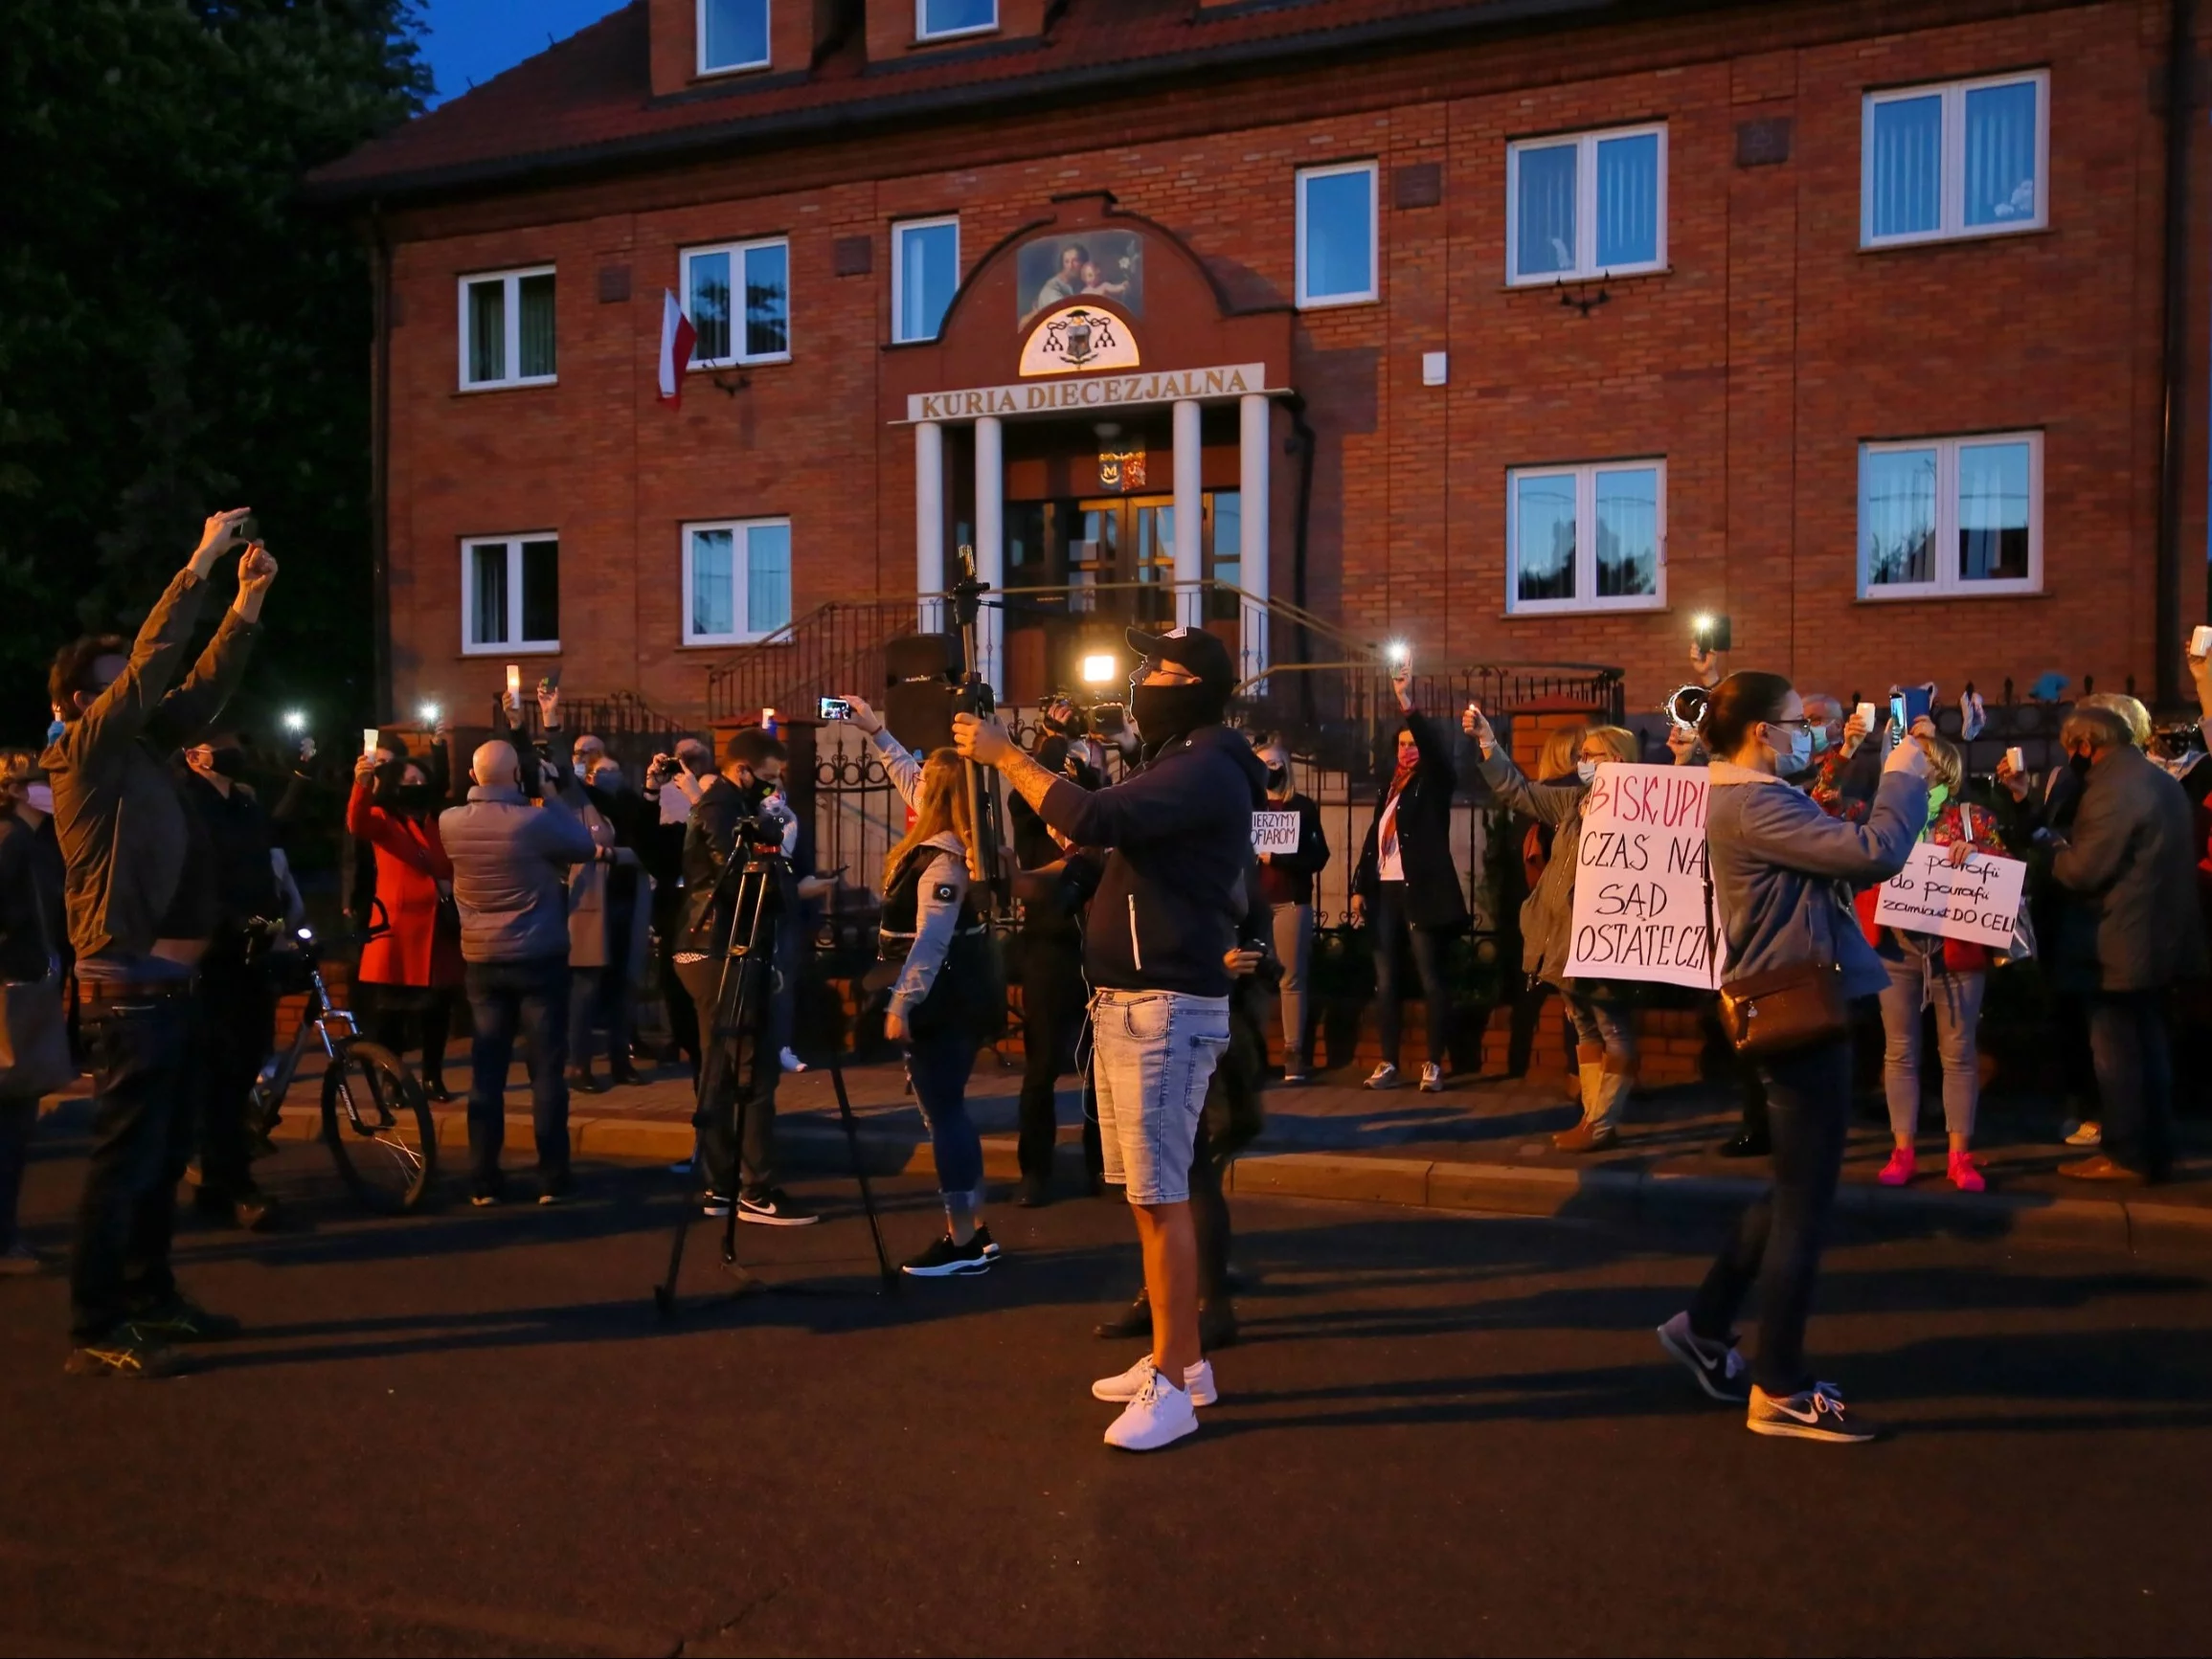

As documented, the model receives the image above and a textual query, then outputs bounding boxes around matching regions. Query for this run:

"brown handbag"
[1704,873,1850,1059]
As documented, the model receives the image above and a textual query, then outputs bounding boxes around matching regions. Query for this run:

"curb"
[54,1093,2212,1258]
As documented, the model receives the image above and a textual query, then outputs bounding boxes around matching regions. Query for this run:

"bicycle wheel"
[322,1040,438,1215]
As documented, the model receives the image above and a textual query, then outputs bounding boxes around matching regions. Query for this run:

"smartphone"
[1691,613,1733,653]
[2192,625,2212,657]
[539,667,562,692]
[819,696,853,722]
[506,664,522,698]
[235,513,260,546]
[1902,685,1932,728]
[418,701,440,725]
[1854,701,1878,733]
[361,727,380,758]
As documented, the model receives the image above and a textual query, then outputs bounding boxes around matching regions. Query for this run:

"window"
[1507,125,1667,284]
[698,0,769,72]
[684,519,793,644]
[683,239,790,367]
[462,536,560,653]
[1859,434,2041,597]
[1296,162,1377,309]
[1506,461,1666,615]
[458,267,555,390]
[892,217,959,344]
[917,0,995,40]
[1863,72,2047,246]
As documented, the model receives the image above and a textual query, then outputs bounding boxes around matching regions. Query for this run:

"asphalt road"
[3,1132,2209,1658]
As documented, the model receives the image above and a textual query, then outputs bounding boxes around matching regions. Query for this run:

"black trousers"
[1016,929,1085,1182]
[676,955,779,1199]
[2090,989,2174,1179]
[1190,1116,1233,1305]
[1371,882,1451,1070]
[1689,1035,1852,1395]
[68,987,196,1340]
[365,983,457,1088]
[192,955,276,1200]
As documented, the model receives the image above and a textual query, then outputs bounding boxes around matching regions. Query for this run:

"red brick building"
[313,0,2212,727]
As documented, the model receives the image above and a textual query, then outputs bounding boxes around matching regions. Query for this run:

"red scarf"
[1385,750,1419,806]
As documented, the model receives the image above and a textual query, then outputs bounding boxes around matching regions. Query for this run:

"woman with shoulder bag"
[846,696,1006,1280]
[1653,672,1928,1445]
[1856,733,2011,1193]
[0,755,70,1274]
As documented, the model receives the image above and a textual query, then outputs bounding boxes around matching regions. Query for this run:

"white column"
[914,419,943,633]
[1172,396,1204,629]
[974,415,1004,695]
[1238,392,1271,687]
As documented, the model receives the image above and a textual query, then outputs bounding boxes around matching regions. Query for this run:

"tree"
[0,0,429,737]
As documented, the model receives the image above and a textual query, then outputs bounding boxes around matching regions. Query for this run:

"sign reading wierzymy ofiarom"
[1252,811,1302,855]
[1564,765,1720,989]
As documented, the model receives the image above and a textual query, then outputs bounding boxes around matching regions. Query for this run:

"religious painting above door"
[1018,229,1144,325]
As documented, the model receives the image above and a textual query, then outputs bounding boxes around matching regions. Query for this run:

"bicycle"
[249,922,438,1215]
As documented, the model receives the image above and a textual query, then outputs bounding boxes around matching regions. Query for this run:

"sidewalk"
[216,1048,2212,1256]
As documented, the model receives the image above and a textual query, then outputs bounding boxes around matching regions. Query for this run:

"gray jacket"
[2052,745,2208,992]
[440,785,598,964]
[1706,762,1927,1000]
[1479,750,1588,985]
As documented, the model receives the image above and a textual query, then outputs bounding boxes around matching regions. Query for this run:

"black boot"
[1200,1298,1240,1351]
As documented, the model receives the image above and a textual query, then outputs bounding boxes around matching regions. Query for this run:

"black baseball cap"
[1125,623,1236,694]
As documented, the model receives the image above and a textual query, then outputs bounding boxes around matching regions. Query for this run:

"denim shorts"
[1089,989,1231,1206]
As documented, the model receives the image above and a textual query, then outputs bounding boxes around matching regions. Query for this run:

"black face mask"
[1266,765,1289,793]
[207,746,248,780]
[394,783,434,813]
[2068,751,2094,779]
[1130,683,1218,748]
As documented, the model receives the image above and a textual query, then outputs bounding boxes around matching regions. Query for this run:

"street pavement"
[3,1131,2210,1657]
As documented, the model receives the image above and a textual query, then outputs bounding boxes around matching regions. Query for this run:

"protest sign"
[1563,764,1718,989]
[1873,844,2028,951]
[1253,811,1302,855]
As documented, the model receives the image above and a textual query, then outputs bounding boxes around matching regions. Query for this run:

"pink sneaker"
[1877,1147,1916,1187]
[1948,1151,1986,1194]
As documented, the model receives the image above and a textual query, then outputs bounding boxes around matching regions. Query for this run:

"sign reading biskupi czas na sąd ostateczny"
[1565,764,1723,991]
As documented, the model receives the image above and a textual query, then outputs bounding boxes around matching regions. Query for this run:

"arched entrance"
[882,194,1293,702]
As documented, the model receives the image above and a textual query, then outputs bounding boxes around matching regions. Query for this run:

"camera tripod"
[652,843,895,1318]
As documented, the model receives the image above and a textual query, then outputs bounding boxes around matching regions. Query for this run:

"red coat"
[348,780,463,989]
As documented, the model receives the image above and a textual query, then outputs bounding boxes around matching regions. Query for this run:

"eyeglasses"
[1766,717,1816,732]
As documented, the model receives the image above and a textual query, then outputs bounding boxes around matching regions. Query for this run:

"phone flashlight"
[282,710,305,733]
[1387,641,1410,666]
[418,702,440,724]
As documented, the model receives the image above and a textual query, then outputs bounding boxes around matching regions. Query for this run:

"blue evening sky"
[418,0,627,107]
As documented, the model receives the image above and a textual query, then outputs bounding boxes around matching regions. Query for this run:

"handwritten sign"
[1253,811,1302,855]
[1874,844,2028,951]
[1564,765,1719,989]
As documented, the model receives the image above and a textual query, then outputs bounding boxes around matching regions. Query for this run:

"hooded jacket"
[1037,723,1266,998]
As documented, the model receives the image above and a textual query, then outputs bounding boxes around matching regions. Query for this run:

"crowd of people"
[5,507,2211,1453]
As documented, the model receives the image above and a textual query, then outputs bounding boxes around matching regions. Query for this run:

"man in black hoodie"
[958,624,1262,1453]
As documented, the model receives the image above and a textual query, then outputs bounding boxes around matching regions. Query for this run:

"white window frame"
[680,238,792,368]
[683,517,794,646]
[696,0,771,76]
[1861,70,2049,249]
[891,215,959,345]
[915,0,997,42]
[1504,460,1669,617]
[460,534,561,656]
[456,266,556,392]
[1295,161,1380,311]
[1505,123,1669,287]
[1857,432,2043,600]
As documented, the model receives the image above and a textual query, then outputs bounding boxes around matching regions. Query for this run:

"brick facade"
[349,0,2212,726]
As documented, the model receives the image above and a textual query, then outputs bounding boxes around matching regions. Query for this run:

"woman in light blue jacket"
[1654,671,1929,1446]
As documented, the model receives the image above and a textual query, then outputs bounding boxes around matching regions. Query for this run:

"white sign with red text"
[1564,764,1720,989]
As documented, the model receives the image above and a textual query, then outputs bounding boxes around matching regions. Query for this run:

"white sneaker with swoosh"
[1747,1381,1879,1444]
[1656,1311,1749,1403]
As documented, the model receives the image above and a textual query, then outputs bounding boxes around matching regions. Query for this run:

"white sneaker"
[2064,1119,2103,1148]
[1419,1062,1445,1093]
[1656,1310,1749,1403]
[1365,1063,1401,1090]
[1102,1367,1201,1451]
[1092,1353,1218,1407]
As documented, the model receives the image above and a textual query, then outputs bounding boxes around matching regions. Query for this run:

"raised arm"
[1735,773,1927,884]
[66,524,241,761]
[1478,746,1586,829]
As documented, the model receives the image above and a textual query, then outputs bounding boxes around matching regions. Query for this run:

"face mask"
[1778,726,1814,774]
[26,784,53,816]
[1266,764,1289,794]
[2068,751,2093,778]
[1810,726,1832,755]
[395,783,434,813]
[207,746,248,779]
[45,718,65,747]
[1130,682,1215,746]
[1575,759,1599,786]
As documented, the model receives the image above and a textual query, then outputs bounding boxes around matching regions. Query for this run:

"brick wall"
[380,0,2212,726]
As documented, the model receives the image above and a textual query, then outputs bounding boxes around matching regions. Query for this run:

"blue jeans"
[463,955,572,1189]
[1089,989,1230,1206]
[1688,1035,1852,1396]
[1563,986,1636,1063]
[68,957,198,1340]
[908,1029,982,1199]
[2090,991,2174,1179]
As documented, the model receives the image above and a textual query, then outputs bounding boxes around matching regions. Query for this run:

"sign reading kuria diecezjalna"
[905,364,1270,423]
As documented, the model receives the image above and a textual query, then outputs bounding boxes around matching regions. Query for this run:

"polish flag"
[657,289,696,407]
